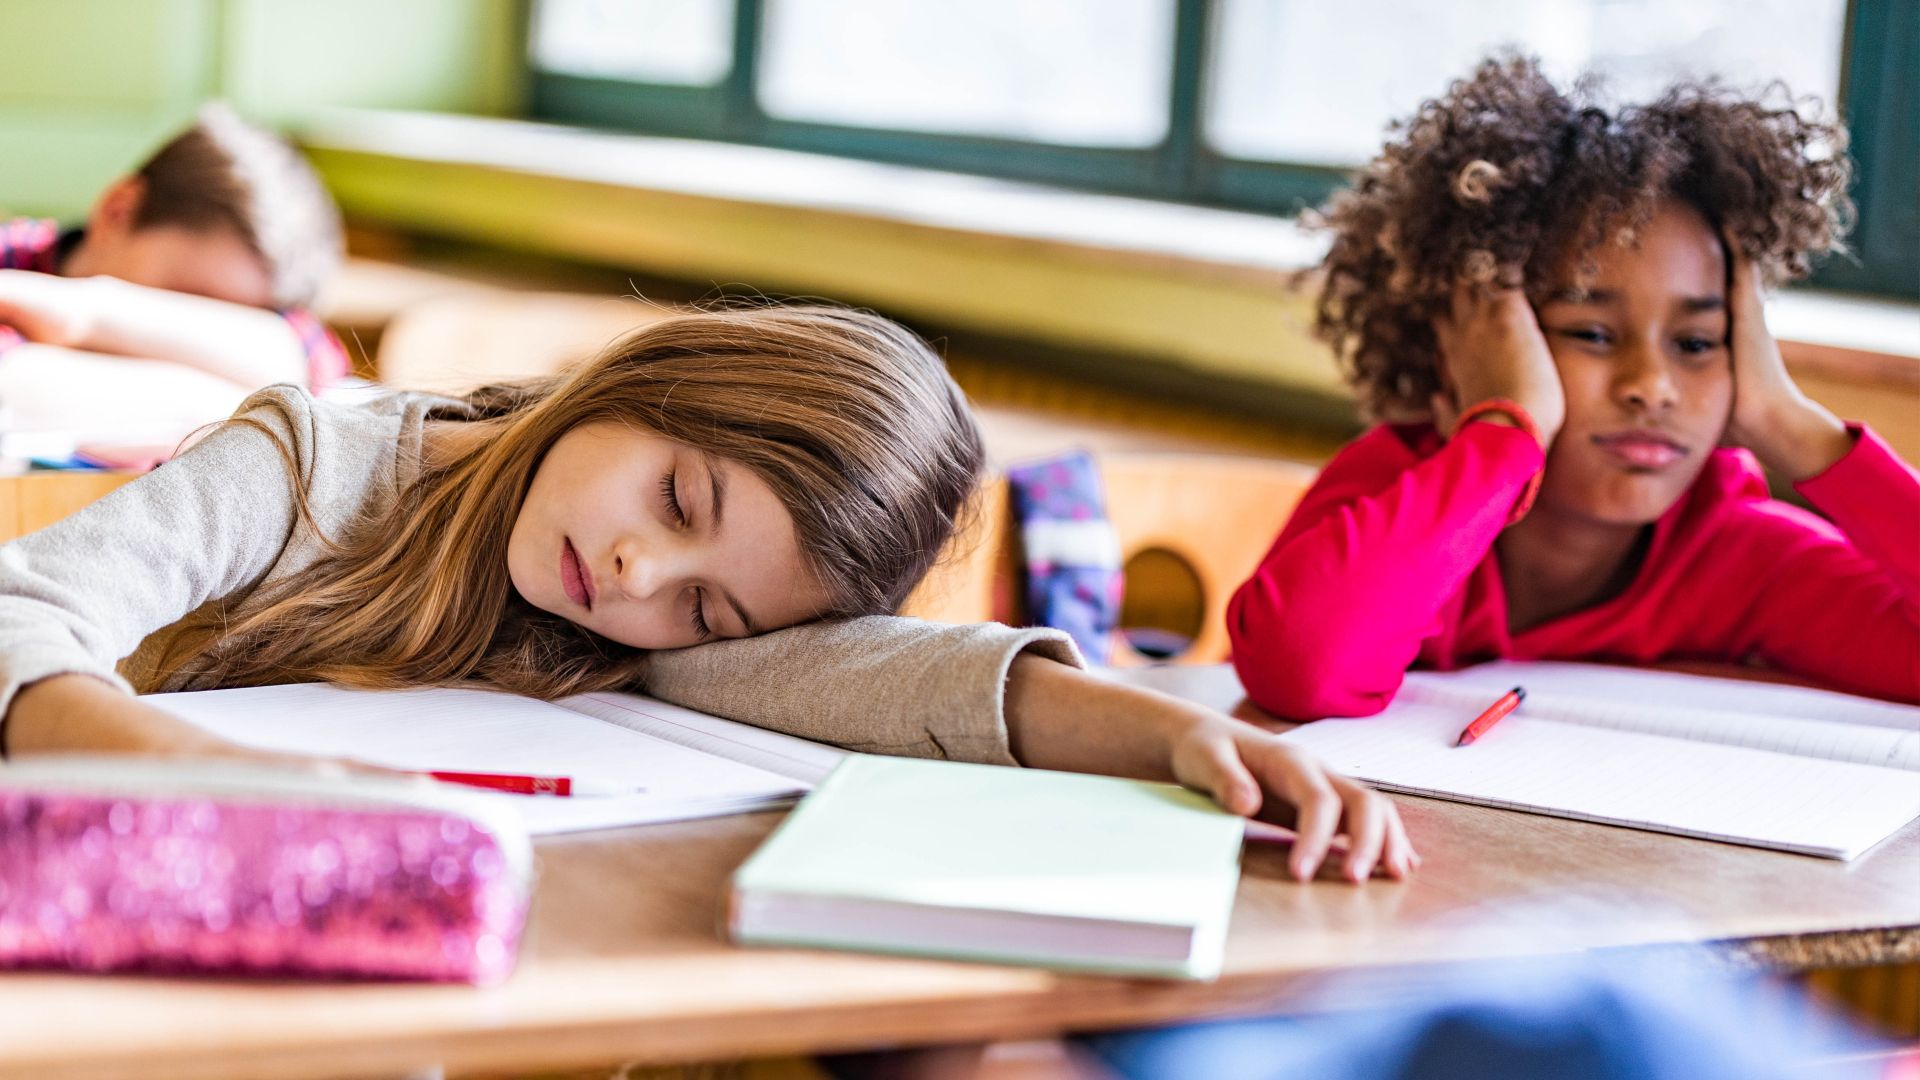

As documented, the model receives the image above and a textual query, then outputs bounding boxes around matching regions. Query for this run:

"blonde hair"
[132,102,343,309]
[151,305,984,698]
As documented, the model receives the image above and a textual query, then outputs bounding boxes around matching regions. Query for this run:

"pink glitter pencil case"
[0,758,533,985]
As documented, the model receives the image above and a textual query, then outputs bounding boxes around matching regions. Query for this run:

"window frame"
[527,0,1915,299]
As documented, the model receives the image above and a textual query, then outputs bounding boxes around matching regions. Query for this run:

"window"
[1207,0,1847,167]
[532,0,735,85]
[528,0,1916,299]
[760,0,1175,147]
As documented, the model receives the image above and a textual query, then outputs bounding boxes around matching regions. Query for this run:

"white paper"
[562,691,846,784]
[1402,662,1920,769]
[1287,664,1920,859]
[144,683,830,835]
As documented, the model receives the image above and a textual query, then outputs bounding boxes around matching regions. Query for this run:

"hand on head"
[1721,237,1853,482]
[1430,275,1565,447]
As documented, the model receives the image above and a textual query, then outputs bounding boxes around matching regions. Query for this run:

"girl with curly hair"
[1229,54,1918,718]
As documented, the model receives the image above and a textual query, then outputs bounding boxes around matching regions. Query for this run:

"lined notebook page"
[1286,669,1920,859]
[1399,664,1920,771]
[562,692,845,785]
[146,684,811,835]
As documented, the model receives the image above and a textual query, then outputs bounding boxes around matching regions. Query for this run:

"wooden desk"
[1,666,1915,1080]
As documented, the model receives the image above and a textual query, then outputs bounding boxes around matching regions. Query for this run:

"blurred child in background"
[0,103,347,439]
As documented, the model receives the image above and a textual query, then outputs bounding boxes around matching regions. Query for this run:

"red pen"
[1454,686,1525,747]
[424,770,643,797]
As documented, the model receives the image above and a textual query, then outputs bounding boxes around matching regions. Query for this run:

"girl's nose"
[1616,346,1678,413]
[611,539,670,601]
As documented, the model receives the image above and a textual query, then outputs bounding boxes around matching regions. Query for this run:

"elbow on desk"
[1227,582,1395,721]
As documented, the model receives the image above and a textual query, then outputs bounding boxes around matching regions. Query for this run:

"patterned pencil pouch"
[0,758,533,985]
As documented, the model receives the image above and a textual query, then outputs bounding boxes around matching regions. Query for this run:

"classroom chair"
[902,453,1317,666]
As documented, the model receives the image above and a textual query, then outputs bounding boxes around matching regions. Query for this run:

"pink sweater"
[1228,419,1920,718]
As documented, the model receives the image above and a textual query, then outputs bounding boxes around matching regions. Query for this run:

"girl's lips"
[560,538,594,610]
[1591,431,1689,470]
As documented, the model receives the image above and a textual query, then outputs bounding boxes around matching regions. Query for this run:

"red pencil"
[1454,686,1526,747]
[424,770,643,797]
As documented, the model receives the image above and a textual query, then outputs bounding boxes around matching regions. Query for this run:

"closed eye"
[658,471,687,526]
[687,588,713,641]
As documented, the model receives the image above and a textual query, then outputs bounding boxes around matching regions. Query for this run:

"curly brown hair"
[1310,53,1853,419]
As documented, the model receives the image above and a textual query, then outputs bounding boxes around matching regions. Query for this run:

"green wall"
[0,0,522,220]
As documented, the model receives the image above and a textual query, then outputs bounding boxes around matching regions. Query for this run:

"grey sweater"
[0,387,1078,763]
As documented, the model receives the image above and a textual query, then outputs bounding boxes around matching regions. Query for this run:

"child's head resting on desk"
[60,103,342,312]
[152,304,983,698]
[1309,54,1851,528]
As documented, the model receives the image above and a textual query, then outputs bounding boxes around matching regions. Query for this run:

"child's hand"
[1168,717,1418,883]
[5,674,418,786]
[1430,279,1564,447]
[1722,244,1854,482]
[1002,656,1417,884]
[0,270,99,348]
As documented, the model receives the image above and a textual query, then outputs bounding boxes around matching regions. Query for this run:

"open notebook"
[144,684,845,835]
[1281,662,1920,860]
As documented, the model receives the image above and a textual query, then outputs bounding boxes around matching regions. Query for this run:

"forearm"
[4,674,417,778]
[1000,654,1420,881]
[1748,394,1854,483]
[4,674,240,757]
[1230,422,1540,718]
[1797,422,1919,561]
[0,342,253,433]
[1002,654,1204,781]
[73,277,305,387]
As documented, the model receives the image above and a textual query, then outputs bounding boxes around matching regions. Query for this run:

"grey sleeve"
[638,616,1084,766]
[0,390,313,741]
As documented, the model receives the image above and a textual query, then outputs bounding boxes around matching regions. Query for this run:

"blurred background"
[0,0,1914,660]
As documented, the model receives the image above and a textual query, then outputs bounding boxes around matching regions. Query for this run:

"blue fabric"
[1006,451,1122,662]
[1082,955,1879,1080]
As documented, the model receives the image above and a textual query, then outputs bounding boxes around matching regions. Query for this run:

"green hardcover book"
[728,755,1245,980]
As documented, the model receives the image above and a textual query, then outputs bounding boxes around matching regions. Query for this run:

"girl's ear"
[87,176,147,240]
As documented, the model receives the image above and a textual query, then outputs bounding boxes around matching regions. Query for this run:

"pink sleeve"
[278,308,351,392]
[1737,425,1920,703]
[1227,421,1543,719]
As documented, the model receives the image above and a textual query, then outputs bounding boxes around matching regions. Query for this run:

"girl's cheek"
[1681,362,1735,417]
[1550,354,1611,423]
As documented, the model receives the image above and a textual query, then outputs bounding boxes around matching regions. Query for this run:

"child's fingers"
[1382,805,1418,879]
[1200,738,1263,818]
[1721,229,1765,328]
[1721,227,1749,277]
[1284,775,1343,881]
[1723,235,1751,300]
[1332,775,1388,882]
